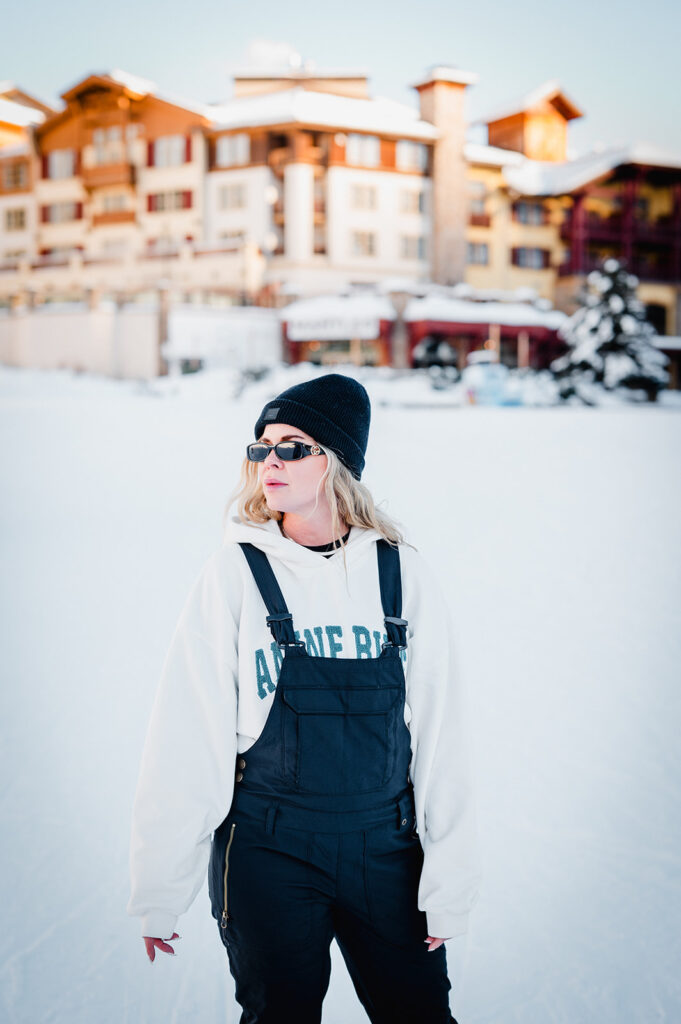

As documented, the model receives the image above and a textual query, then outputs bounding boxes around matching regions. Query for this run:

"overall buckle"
[382,615,408,650]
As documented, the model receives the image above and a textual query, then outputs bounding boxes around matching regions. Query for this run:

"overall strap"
[376,539,408,649]
[239,543,300,648]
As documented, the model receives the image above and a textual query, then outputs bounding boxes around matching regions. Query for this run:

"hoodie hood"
[223,514,383,573]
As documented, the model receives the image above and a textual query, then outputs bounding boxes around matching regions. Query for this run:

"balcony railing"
[560,212,677,244]
[558,257,678,282]
[92,210,136,227]
[469,213,491,228]
[81,162,136,189]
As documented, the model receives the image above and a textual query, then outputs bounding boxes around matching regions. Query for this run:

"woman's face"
[256,423,329,518]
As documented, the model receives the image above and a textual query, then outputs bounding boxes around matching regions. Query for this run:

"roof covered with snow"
[474,80,583,125]
[208,87,438,140]
[0,96,45,128]
[404,294,567,329]
[58,70,210,120]
[281,293,396,341]
[503,143,681,196]
[464,142,526,168]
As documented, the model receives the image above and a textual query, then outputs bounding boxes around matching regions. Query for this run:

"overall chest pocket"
[281,685,402,794]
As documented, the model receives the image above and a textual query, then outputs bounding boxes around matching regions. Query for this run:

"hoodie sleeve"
[402,546,481,940]
[127,550,239,939]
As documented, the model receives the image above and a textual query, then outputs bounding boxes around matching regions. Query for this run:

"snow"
[464,142,527,168]
[1,362,681,1023]
[208,86,438,140]
[0,96,45,128]
[503,143,681,197]
[404,294,567,330]
[472,79,582,126]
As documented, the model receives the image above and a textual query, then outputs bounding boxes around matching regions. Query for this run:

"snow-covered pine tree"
[551,258,669,403]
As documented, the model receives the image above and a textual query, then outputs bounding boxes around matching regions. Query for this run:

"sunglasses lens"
[276,442,302,460]
[247,444,269,462]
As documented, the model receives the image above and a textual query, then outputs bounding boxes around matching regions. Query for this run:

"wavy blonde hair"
[223,444,408,563]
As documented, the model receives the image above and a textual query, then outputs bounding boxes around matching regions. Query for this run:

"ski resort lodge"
[0,62,679,381]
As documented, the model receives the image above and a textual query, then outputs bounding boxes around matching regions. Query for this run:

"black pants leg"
[331,820,457,1024]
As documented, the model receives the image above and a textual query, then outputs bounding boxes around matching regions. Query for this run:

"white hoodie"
[128,516,481,942]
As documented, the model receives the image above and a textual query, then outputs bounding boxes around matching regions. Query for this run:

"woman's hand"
[424,935,446,951]
[143,932,180,962]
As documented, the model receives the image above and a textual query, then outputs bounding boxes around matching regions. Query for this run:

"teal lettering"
[325,625,343,657]
[303,627,325,658]
[352,626,373,659]
[255,649,275,699]
[373,630,383,657]
[269,641,283,680]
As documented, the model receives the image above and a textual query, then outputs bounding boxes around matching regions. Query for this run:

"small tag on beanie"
[264,406,280,420]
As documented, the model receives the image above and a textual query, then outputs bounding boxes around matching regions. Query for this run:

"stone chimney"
[413,66,478,285]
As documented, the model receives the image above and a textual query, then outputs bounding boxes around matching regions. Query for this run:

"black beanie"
[254,374,371,480]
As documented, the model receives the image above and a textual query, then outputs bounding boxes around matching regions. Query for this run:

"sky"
[4,0,681,157]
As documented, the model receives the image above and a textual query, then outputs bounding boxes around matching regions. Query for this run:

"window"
[346,134,380,167]
[93,126,124,165]
[153,135,187,168]
[350,184,377,210]
[216,133,250,167]
[42,201,82,223]
[396,140,428,172]
[511,246,550,268]
[400,189,426,214]
[351,231,376,257]
[47,149,76,179]
[219,183,247,210]
[513,201,545,225]
[467,242,489,265]
[3,163,28,189]
[102,193,128,212]
[469,180,487,217]
[400,235,427,260]
[5,208,26,231]
[148,191,192,212]
[219,230,246,244]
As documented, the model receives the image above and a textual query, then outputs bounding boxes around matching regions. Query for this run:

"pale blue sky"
[5,0,680,157]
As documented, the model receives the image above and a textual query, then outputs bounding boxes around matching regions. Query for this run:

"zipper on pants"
[220,822,236,930]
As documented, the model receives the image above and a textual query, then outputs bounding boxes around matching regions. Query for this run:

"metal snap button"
[238,758,246,769]
[401,818,407,826]
[236,772,243,782]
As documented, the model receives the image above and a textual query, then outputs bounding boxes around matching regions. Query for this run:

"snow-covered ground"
[1,364,680,1024]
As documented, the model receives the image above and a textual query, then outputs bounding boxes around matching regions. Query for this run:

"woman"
[128,373,480,1023]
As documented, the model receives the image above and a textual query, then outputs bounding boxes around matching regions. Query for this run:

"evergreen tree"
[551,258,669,404]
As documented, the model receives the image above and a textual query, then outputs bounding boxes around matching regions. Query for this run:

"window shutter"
[185,135,192,163]
[147,141,155,167]
[511,247,519,266]
[41,155,49,179]
[74,150,81,176]
[183,190,192,209]
[542,249,551,269]
[75,202,83,220]
[41,205,50,223]
[542,205,550,225]
[147,194,155,212]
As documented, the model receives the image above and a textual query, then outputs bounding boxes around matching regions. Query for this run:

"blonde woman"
[128,373,480,1023]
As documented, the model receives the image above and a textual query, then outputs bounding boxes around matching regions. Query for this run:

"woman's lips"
[264,481,286,488]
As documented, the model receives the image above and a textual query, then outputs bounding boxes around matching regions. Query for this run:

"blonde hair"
[223,444,409,563]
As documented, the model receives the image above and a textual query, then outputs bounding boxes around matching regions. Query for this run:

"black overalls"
[208,539,457,1024]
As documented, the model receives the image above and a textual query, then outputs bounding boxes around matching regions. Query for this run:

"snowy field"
[1,363,680,1024]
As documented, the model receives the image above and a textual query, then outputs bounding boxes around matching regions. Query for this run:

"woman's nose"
[263,447,283,466]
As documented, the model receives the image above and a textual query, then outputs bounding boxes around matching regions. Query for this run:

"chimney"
[413,66,478,285]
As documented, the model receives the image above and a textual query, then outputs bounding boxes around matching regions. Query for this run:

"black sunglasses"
[246,441,323,463]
